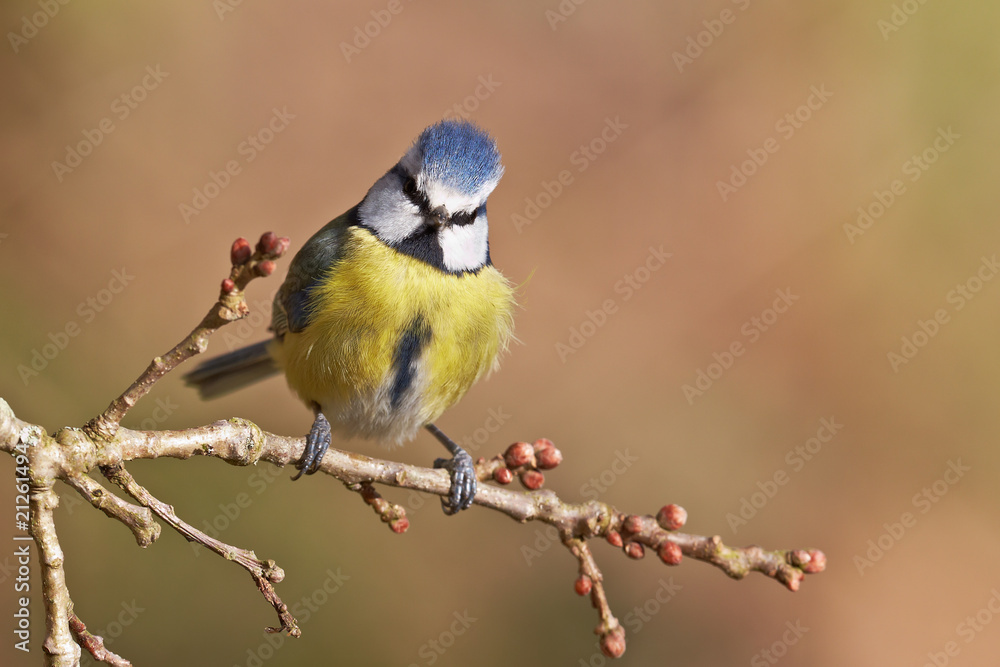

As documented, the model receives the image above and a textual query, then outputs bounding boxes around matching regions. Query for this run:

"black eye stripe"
[396,169,478,226]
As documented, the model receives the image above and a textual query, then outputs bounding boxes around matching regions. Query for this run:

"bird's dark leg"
[427,423,476,515]
[292,406,331,481]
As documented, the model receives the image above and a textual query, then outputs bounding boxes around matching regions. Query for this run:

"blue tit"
[184,119,515,514]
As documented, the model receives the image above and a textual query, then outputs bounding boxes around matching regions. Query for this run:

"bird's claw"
[293,411,331,480]
[434,449,476,515]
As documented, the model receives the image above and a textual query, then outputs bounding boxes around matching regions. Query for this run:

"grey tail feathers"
[183,340,280,399]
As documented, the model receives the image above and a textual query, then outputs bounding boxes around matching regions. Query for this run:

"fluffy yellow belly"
[273,226,514,444]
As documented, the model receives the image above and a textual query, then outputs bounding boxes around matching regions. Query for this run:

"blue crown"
[415,120,503,196]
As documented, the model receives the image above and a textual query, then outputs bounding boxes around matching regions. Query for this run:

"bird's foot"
[433,448,476,515]
[292,411,331,480]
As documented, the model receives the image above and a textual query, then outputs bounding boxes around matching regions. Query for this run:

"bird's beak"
[429,205,450,229]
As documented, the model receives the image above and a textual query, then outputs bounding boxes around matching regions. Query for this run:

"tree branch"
[99,462,298,636]
[62,473,160,548]
[31,485,80,667]
[83,233,289,442]
[68,615,131,667]
[0,231,826,665]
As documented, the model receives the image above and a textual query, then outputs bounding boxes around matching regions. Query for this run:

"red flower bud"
[789,549,810,567]
[255,260,276,277]
[656,504,687,531]
[256,231,276,254]
[606,530,623,548]
[624,542,645,559]
[659,542,682,565]
[622,514,643,535]
[390,518,409,534]
[255,232,291,258]
[600,626,626,659]
[274,236,290,257]
[533,438,555,453]
[520,470,545,490]
[536,445,563,470]
[231,238,252,265]
[802,549,827,574]
[574,575,592,596]
[221,278,237,295]
[493,467,513,485]
[505,442,534,468]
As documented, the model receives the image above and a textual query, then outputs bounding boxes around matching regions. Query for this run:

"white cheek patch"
[440,218,489,272]
[358,173,424,244]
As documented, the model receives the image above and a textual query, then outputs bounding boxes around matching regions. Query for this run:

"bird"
[183,119,515,515]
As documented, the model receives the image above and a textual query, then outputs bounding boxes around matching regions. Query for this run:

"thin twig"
[99,463,299,637]
[68,614,131,667]
[62,473,161,547]
[565,537,625,658]
[83,233,289,441]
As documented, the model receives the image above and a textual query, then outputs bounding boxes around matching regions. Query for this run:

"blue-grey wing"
[271,207,357,336]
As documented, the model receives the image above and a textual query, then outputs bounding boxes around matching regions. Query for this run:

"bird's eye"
[403,177,418,198]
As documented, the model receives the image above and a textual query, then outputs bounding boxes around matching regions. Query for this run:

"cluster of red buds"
[357,482,409,534]
[223,232,291,295]
[491,438,563,490]
[606,503,689,565]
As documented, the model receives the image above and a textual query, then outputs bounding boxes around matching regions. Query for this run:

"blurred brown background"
[2,1,1000,665]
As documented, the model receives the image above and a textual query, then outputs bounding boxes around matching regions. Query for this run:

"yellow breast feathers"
[274,226,514,441]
